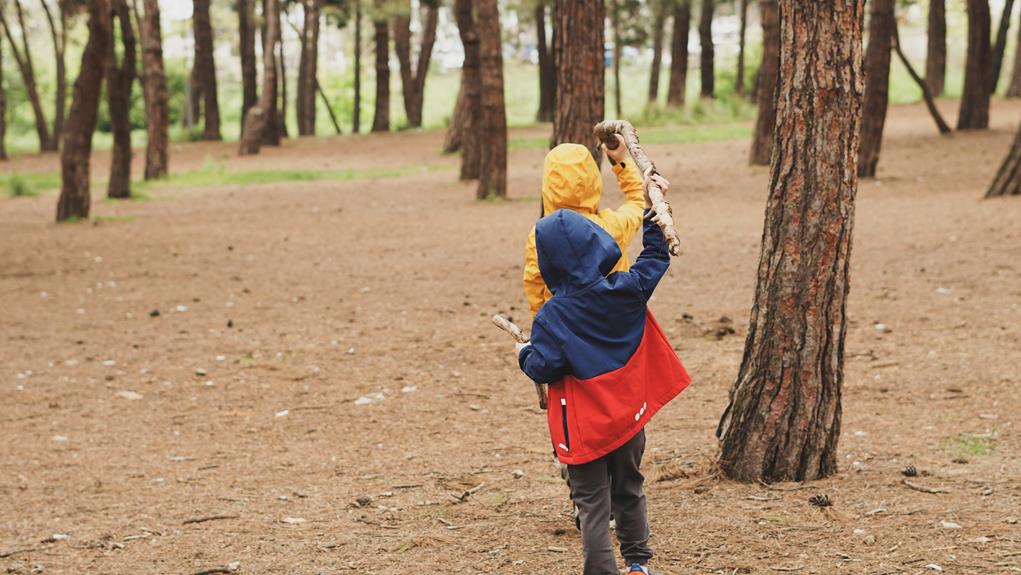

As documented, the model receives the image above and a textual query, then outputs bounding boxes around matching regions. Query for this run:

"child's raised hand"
[644,173,670,209]
[515,341,531,355]
[602,134,629,165]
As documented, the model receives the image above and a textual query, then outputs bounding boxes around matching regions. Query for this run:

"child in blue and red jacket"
[517,196,691,575]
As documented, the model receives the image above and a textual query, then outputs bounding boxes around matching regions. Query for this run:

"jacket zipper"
[560,398,571,451]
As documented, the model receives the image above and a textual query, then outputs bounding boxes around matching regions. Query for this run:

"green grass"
[950,432,997,457]
[509,122,752,151]
[1,173,61,198]
[92,214,137,223]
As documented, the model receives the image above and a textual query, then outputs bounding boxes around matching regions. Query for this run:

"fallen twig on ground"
[182,514,240,525]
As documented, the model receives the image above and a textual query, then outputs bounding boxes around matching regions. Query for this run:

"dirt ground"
[2,100,1021,575]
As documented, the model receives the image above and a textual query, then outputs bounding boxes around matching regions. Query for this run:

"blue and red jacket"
[518,209,691,465]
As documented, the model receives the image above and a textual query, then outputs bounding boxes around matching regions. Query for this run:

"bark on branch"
[492,315,548,410]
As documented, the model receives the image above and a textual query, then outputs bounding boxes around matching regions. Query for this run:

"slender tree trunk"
[699,0,714,98]
[926,0,945,96]
[858,0,894,178]
[276,17,288,140]
[353,0,362,132]
[297,0,320,136]
[371,12,390,132]
[393,1,438,129]
[443,86,466,153]
[667,0,691,106]
[958,0,991,130]
[612,0,623,118]
[648,0,666,104]
[316,80,341,134]
[452,0,480,179]
[476,0,506,199]
[184,68,200,128]
[258,0,281,145]
[717,0,865,484]
[239,0,258,133]
[1009,14,1021,97]
[240,0,279,155]
[142,0,169,179]
[56,0,111,222]
[0,28,6,161]
[893,24,952,134]
[736,0,748,95]
[40,0,66,147]
[536,1,555,121]
[986,122,1021,197]
[990,0,1015,94]
[749,0,778,166]
[193,0,222,140]
[107,0,137,199]
[0,0,54,151]
[553,0,605,162]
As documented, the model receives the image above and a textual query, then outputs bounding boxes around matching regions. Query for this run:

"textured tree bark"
[698,0,714,98]
[353,0,362,132]
[393,1,438,129]
[56,0,111,222]
[193,0,222,140]
[476,0,506,199]
[611,0,623,118]
[858,0,894,178]
[958,0,991,130]
[106,0,137,199]
[40,0,66,147]
[1009,17,1021,97]
[892,25,951,134]
[238,0,258,134]
[297,0,320,136]
[371,11,390,132]
[667,0,690,106]
[536,1,555,121]
[986,122,1021,197]
[926,0,945,96]
[717,0,864,483]
[990,0,1015,94]
[0,0,55,151]
[142,0,169,179]
[736,0,748,96]
[240,0,279,155]
[552,0,605,162]
[451,0,480,179]
[648,0,667,103]
[749,0,778,166]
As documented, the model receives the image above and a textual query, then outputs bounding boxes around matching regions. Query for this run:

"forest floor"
[1,100,1020,575]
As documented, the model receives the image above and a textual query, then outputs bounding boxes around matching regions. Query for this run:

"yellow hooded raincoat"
[523,143,646,316]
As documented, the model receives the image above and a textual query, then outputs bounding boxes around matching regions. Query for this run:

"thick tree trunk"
[56,0,111,222]
[1,0,55,151]
[717,0,864,483]
[353,0,362,132]
[986,122,1021,197]
[736,0,748,95]
[1009,15,1021,97]
[476,0,506,199]
[239,0,258,133]
[106,0,137,199]
[749,0,778,166]
[858,0,894,178]
[552,0,605,162]
[451,0,481,179]
[648,0,667,103]
[698,0,714,98]
[667,0,690,106]
[240,0,279,155]
[142,0,169,179]
[990,0,1015,94]
[297,0,320,136]
[257,0,281,146]
[926,0,945,96]
[536,1,555,121]
[958,0,991,130]
[371,13,390,132]
[193,0,222,140]
[393,1,438,129]
[40,0,66,146]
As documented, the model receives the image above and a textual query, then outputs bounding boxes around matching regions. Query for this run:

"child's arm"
[623,210,672,301]
[597,138,646,247]
[523,228,548,316]
[517,319,568,384]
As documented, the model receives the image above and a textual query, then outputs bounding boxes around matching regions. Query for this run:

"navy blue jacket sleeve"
[625,210,671,301]
[517,318,568,384]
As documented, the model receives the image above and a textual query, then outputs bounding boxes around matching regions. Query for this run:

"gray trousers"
[567,429,653,575]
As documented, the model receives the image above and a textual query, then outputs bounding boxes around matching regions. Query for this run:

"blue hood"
[535,210,622,295]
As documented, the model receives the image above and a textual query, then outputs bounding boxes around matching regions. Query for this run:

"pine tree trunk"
[40,0,66,147]
[372,12,390,132]
[393,2,438,129]
[142,0,169,179]
[353,0,362,133]
[611,0,623,118]
[476,0,506,199]
[443,84,466,153]
[451,0,481,179]
[240,0,279,155]
[858,0,894,178]
[749,0,778,166]
[667,0,690,106]
[1,1,55,151]
[1009,15,1021,97]
[699,0,714,98]
[297,0,320,136]
[926,0,946,96]
[986,122,1021,197]
[958,0,991,130]
[0,30,6,161]
[648,0,666,103]
[193,0,222,140]
[56,0,111,222]
[184,69,200,128]
[736,0,748,96]
[892,24,952,134]
[989,0,1015,94]
[275,16,288,141]
[536,1,555,122]
[106,0,137,199]
[553,0,605,162]
[717,0,864,483]
[239,0,258,133]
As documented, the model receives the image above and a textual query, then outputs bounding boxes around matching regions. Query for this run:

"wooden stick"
[593,119,682,256]
[492,315,548,410]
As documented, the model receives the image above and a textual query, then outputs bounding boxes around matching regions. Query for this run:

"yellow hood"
[542,144,601,215]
